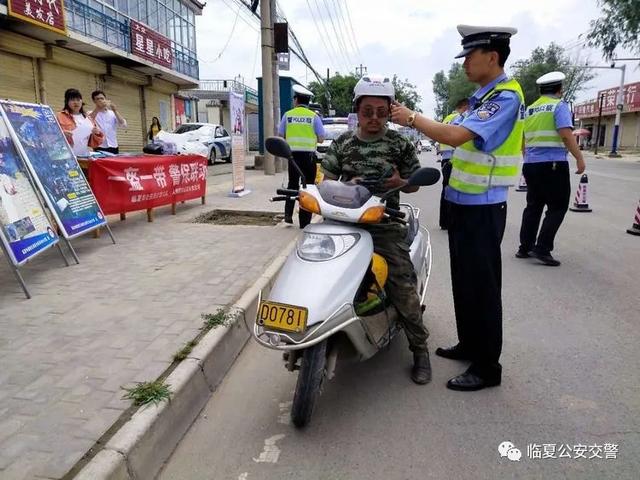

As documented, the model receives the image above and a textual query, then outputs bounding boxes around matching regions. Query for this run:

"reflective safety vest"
[439,112,459,152]
[449,78,525,194]
[524,96,564,148]
[284,106,318,152]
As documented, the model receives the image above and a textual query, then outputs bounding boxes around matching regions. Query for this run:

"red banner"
[574,100,600,120]
[130,19,173,68]
[87,155,206,215]
[8,0,67,35]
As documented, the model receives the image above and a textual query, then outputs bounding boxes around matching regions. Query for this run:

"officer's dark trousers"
[519,161,571,255]
[439,159,452,229]
[448,202,506,381]
[285,151,317,228]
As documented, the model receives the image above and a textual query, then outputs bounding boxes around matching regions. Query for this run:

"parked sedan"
[316,123,349,160]
[173,123,232,164]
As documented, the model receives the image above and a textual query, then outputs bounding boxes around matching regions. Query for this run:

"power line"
[319,0,354,71]
[331,0,359,63]
[341,0,362,60]
[304,0,343,73]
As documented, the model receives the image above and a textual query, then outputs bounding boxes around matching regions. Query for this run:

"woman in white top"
[56,89,104,157]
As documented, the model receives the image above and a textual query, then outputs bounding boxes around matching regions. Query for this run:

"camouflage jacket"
[321,128,420,211]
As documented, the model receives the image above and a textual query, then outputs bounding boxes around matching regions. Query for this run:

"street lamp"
[572,63,626,157]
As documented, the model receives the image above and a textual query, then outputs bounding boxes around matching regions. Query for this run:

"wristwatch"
[407,111,417,127]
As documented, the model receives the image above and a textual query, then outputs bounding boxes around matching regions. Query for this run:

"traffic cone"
[626,198,640,236]
[515,175,527,192]
[569,174,592,212]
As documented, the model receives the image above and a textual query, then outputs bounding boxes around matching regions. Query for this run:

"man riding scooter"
[321,75,432,384]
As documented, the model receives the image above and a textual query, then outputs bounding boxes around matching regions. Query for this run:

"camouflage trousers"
[369,224,429,354]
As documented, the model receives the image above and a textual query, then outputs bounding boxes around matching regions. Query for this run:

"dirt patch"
[193,209,284,226]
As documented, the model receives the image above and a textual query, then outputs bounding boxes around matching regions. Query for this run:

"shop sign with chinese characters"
[130,20,173,69]
[8,0,67,35]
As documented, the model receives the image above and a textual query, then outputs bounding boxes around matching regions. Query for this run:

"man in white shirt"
[90,90,127,154]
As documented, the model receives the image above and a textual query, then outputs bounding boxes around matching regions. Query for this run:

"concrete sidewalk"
[0,167,298,479]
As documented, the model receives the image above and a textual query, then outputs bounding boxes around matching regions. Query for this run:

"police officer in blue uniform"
[392,25,524,391]
[516,72,586,266]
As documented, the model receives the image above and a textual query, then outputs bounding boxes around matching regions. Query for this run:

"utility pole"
[270,0,282,172]
[594,94,605,155]
[610,63,626,157]
[260,0,275,174]
[356,64,367,77]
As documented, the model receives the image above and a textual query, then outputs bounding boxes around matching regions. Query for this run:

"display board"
[0,100,107,239]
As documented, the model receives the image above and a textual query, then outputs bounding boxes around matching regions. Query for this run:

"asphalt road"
[159,151,640,480]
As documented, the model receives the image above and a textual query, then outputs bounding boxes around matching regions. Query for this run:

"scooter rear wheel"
[291,340,327,428]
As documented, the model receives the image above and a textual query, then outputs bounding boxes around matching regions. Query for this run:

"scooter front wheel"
[291,340,327,428]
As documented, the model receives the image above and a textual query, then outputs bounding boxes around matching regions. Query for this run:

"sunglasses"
[360,107,389,119]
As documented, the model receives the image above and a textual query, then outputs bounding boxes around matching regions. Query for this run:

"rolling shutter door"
[144,88,172,133]
[41,62,98,111]
[0,51,37,103]
[104,77,144,152]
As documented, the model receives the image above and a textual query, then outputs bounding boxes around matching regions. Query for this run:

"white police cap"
[455,25,518,59]
[536,71,566,85]
[292,84,313,98]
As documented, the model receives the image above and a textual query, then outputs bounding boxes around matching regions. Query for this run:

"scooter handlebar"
[270,196,290,202]
[276,189,299,196]
[385,207,406,219]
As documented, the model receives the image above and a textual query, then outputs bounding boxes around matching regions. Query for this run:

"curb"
[74,238,297,480]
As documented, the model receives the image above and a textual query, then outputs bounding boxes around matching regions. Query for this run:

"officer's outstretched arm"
[411,115,476,147]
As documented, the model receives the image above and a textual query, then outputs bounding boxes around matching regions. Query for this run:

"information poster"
[0,113,58,265]
[229,91,246,193]
[0,100,107,239]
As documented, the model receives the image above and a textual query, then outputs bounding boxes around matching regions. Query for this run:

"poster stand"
[0,101,114,255]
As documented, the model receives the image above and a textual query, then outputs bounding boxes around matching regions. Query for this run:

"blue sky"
[196,0,640,114]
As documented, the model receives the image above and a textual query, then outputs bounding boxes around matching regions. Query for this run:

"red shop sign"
[130,19,173,69]
[88,155,207,215]
[8,0,67,35]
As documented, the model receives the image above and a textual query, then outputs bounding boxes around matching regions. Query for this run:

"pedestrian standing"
[438,98,469,230]
[89,90,127,154]
[278,84,325,228]
[516,72,586,266]
[391,25,524,391]
[56,88,104,157]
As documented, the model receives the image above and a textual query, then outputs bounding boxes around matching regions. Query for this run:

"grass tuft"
[121,380,171,406]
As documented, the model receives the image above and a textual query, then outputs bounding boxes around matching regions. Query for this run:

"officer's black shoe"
[515,248,531,259]
[531,251,561,266]
[411,352,432,385]
[435,344,471,361]
[446,369,501,391]
[283,216,293,225]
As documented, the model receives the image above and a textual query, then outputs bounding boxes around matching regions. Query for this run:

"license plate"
[257,301,308,333]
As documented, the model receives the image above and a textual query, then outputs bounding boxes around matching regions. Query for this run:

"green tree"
[308,73,423,116]
[510,43,595,106]
[392,75,422,112]
[308,73,359,117]
[431,63,476,120]
[587,0,640,60]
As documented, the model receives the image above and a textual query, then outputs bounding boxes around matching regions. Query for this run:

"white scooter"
[251,137,440,427]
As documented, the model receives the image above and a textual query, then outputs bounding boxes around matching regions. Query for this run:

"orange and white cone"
[569,174,592,212]
[626,198,640,236]
[516,174,527,192]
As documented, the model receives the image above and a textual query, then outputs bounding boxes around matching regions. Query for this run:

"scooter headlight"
[297,233,360,261]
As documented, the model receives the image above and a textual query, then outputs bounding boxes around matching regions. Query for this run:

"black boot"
[411,352,432,385]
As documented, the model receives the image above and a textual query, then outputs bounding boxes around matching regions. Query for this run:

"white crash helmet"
[353,75,395,105]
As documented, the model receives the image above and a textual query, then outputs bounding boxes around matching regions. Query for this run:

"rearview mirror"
[265,136,292,159]
[407,167,441,187]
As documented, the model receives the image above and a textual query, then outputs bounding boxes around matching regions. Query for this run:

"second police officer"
[392,25,524,391]
[516,72,586,266]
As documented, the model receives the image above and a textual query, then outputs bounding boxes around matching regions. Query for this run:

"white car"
[316,123,349,160]
[170,123,233,164]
